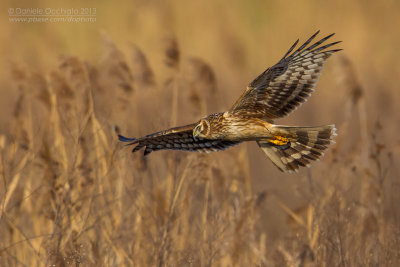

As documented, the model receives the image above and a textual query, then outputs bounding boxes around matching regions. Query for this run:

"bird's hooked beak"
[193,125,200,138]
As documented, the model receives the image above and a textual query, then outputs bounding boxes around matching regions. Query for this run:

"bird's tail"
[257,125,336,173]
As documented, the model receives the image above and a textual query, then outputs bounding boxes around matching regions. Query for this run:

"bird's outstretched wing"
[119,123,240,155]
[229,31,341,120]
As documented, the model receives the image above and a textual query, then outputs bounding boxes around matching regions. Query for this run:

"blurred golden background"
[1,0,399,265]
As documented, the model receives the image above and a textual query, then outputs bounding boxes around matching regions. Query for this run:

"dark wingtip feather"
[327,48,343,53]
[324,32,335,39]
[282,39,299,60]
[133,144,145,152]
[313,30,321,37]
[288,31,321,59]
[118,134,137,142]
[143,148,152,156]
[305,33,337,52]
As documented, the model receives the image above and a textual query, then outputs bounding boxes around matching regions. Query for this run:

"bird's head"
[193,119,210,138]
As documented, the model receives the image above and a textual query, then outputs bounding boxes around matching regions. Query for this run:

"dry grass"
[1,0,400,266]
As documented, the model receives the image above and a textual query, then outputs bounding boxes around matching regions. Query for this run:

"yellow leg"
[269,135,289,146]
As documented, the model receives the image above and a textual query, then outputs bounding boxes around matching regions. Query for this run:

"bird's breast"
[209,116,273,141]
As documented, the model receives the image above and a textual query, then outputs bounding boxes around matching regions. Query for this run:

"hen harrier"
[119,31,341,173]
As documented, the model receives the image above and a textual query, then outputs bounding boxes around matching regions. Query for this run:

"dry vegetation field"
[1,0,400,266]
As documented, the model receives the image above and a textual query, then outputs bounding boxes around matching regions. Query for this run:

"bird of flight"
[119,31,341,173]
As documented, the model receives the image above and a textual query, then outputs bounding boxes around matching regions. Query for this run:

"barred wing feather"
[119,124,240,155]
[230,31,342,120]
